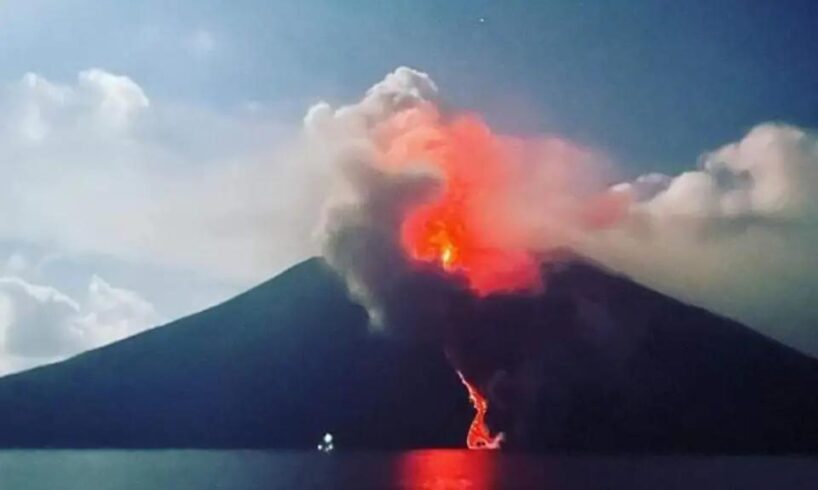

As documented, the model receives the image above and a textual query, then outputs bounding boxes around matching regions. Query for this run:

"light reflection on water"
[397,449,501,489]
[0,449,816,489]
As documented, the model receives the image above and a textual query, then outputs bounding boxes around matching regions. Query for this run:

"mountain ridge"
[0,256,815,451]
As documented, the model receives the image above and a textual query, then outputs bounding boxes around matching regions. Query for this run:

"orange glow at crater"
[376,104,544,295]
[375,103,629,295]
[440,242,455,270]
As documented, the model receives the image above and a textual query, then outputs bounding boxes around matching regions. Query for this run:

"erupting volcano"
[374,105,552,447]
[369,102,631,447]
[317,67,631,450]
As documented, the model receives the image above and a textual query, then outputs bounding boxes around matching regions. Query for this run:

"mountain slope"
[519,260,818,452]
[0,257,816,451]
[0,259,472,448]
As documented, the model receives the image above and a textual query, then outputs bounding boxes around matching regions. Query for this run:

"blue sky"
[0,0,816,373]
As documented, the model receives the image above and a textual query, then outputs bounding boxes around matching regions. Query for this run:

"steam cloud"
[310,68,466,339]
[585,123,818,356]
[311,67,818,360]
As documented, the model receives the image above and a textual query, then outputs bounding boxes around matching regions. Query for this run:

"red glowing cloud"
[374,104,628,296]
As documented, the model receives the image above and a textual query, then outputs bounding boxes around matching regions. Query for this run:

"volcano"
[0,257,816,451]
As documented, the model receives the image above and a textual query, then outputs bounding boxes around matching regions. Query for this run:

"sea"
[0,449,816,489]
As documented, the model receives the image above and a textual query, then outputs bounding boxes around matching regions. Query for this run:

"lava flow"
[458,372,503,450]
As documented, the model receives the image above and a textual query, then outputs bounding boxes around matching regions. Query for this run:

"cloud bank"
[0,68,320,285]
[584,123,818,356]
[0,272,163,375]
[0,68,326,374]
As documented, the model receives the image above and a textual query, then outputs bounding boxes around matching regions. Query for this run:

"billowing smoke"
[307,67,818,446]
[309,68,463,339]
[583,123,818,357]
[312,67,623,332]
[312,70,818,359]
[309,67,628,447]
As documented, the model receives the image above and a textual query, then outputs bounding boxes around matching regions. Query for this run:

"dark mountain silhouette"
[0,259,472,449]
[0,257,816,451]
[478,258,818,452]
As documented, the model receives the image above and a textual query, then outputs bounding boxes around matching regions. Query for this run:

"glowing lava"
[440,243,455,270]
[458,372,503,450]
[376,104,544,295]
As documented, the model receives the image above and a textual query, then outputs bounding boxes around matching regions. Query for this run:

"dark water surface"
[0,450,816,489]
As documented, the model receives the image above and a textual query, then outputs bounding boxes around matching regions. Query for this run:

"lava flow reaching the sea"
[316,67,628,449]
[311,63,818,449]
[458,372,504,449]
[373,102,630,447]
[373,105,548,448]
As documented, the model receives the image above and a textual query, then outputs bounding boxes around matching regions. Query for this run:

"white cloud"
[77,69,150,127]
[7,70,148,143]
[79,275,163,347]
[0,68,334,373]
[0,69,321,286]
[0,274,163,375]
[0,276,83,359]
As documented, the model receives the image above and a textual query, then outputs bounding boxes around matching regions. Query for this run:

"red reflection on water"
[397,450,498,490]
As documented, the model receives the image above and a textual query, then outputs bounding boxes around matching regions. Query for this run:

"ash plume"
[584,124,818,357]
[309,67,627,447]
[308,68,818,360]
[306,67,818,446]
[312,67,620,333]
[309,68,465,338]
